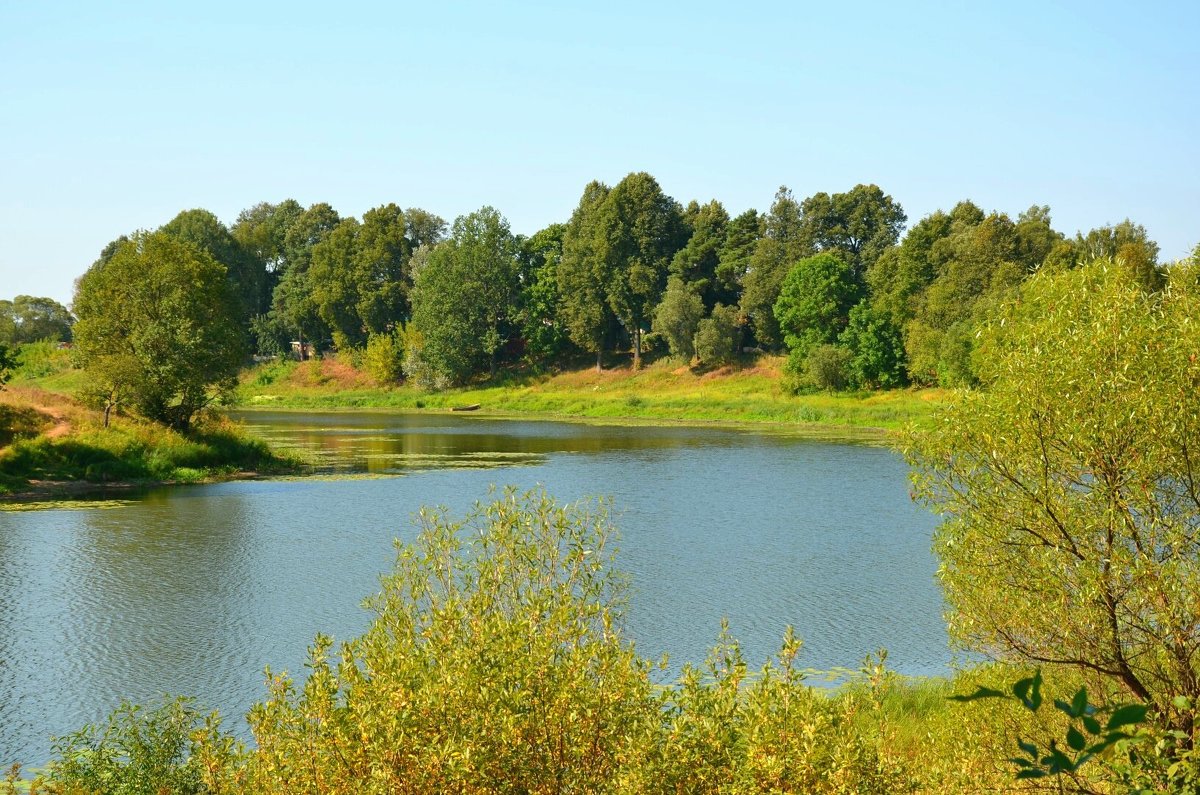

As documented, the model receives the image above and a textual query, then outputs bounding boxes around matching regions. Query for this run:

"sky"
[1,0,1197,306]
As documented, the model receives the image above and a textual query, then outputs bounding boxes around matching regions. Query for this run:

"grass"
[0,385,302,499]
[237,355,945,434]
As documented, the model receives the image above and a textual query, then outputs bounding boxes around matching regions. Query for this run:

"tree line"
[85,174,1167,390]
[21,173,1174,428]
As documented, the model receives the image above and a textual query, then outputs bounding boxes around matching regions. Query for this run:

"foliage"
[838,304,906,389]
[740,187,808,349]
[693,304,740,366]
[517,223,573,365]
[409,207,520,385]
[653,277,705,361]
[72,231,247,430]
[773,253,861,361]
[558,180,616,369]
[243,488,656,793]
[0,296,74,345]
[797,183,906,278]
[159,208,265,326]
[0,344,16,388]
[363,328,405,385]
[905,259,1200,746]
[32,698,237,795]
[796,344,854,392]
[671,199,730,309]
[599,172,688,369]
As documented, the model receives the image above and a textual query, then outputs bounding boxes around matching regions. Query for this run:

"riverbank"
[238,356,944,433]
[0,386,302,501]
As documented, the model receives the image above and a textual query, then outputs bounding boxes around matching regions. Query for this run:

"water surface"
[0,410,945,765]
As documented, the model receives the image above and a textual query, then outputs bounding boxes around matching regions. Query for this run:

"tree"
[653,278,705,361]
[0,296,74,344]
[772,253,861,361]
[517,223,573,366]
[73,232,246,430]
[671,199,729,309]
[798,184,906,279]
[409,207,519,385]
[159,209,264,326]
[307,218,363,349]
[740,187,808,349]
[273,203,341,355]
[693,304,740,366]
[558,181,615,371]
[232,199,305,313]
[839,303,906,389]
[600,172,687,369]
[0,343,16,388]
[714,209,762,309]
[905,259,1200,740]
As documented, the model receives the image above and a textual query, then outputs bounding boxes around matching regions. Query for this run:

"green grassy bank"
[0,386,301,500]
[238,355,944,433]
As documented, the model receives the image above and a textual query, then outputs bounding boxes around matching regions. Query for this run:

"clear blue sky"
[2,0,1197,306]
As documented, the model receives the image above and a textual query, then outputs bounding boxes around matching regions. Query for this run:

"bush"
[34,698,238,795]
[803,344,853,391]
[243,488,656,793]
[364,329,405,385]
[693,304,740,366]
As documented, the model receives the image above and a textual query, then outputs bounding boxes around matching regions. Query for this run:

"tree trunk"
[595,349,603,372]
[632,327,641,370]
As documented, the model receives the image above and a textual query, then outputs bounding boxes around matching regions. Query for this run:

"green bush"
[364,330,405,385]
[694,304,740,366]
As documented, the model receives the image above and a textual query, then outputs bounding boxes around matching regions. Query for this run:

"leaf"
[1071,687,1088,717]
[1083,716,1102,735]
[1015,769,1048,779]
[1106,704,1148,730]
[1017,739,1039,758]
[1066,726,1086,751]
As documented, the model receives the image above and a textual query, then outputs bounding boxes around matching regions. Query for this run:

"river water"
[0,410,946,765]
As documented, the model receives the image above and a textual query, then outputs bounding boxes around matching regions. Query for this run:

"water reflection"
[0,411,945,765]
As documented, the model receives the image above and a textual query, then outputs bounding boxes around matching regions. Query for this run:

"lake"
[0,410,946,765]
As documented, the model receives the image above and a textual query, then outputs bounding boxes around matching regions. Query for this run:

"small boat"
[451,403,481,412]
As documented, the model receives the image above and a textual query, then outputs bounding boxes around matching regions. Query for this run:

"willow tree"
[905,259,1200,740]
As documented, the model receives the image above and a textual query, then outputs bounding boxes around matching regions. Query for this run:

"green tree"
[558,181,616,371]
[905,259,1200,740]
[307,218,364,349]
[671,199,729,309]
[273,202,341,354]
[653,277,705,361]
[600,172,687,370]
[1076,219,1163,292]
[693,304,740,366]
[517,223,573,366]
[355,203,414,333]
[714,208,762,309]
[740,187,809,349]
[839,303,906,389]
[798,184,906,278]
[0,343,16,388]
[232,199,305,313]
[773,253,862,360]
[0,295,73,344]
[160,208,264,326]
[244,489,655,794]
[73,232,246,430]
[409,207,519,384]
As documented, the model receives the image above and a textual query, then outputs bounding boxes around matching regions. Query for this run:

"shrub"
[364,329,405,385]
[693,304,740,366]
[804,344,853,391]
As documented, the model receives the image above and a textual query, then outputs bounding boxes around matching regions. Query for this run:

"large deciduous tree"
[740,187,809,350]
[797,184,906,279]
[772,253,861,362]
[159,209,265,326]
[905,259,1200,739]
[0,296,74,344]
[558,181,615,371]
[599,172,687,369]
[73,232,246,430]
[409,207,519,385]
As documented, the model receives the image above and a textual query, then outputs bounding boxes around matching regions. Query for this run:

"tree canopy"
[72,231,246,429]
[905,259,1200,734]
